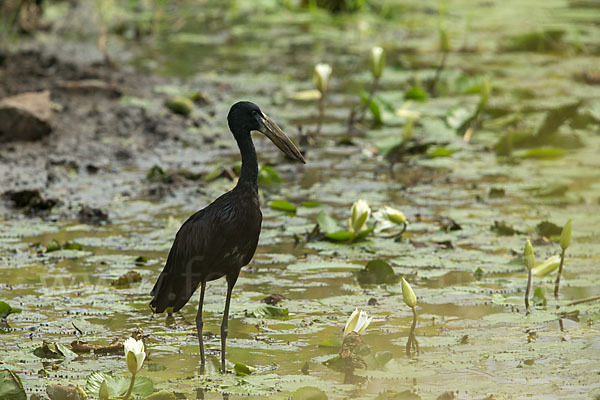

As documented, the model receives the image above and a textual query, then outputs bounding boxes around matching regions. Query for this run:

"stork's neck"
[234,130,258,189]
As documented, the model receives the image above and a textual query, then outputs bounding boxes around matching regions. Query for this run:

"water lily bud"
[370,46,385,79]
[124,337,146,375]
[99,380,109,400]
[384,206,407,225]
[524,240,535,270]
[480,78,491,102]
[77,386,88,400]
[560,219,572,250]
[313,63,332,94]
[350,199,371,233]
[439,26,450,53]
[343,308,372,336]
[401,277,417,308]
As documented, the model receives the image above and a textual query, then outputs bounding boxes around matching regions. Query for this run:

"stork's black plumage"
[150,101,305,372]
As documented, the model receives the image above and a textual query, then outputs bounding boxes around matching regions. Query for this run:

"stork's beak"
[258,114,306,164]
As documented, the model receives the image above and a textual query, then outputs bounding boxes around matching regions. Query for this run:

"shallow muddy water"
[1,0,600,399]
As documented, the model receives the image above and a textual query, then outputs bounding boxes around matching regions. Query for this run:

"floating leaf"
[505,29,566,52]
[0,370,26,400]
[259,165,281,186]
[147,165,171,184]
[112,271,143,287]
[404,87,427,102]
[317,211,340,234]
[269,200,297,213]
[317,338,342,349]
[246,304,289,318]
[536,221,562,237]
[326,231,354,241]
[302,201,321,208]
[287,261,363,272]
[537,183,569,197]
[519,147,565,159]
[364,351,393,370]
[374,390,421,400]
[46,239,61,252]
[203,164,224,182]
[446,106,472,130]
[535,101,581,136]
[489,188,505,198]
[427,146,455,158]
[135,256,148,266]
[144,391,176,400]
[46,384,87,400]
[63,242,83,251]
[491,220,522,236]
[357,260,398,284]
[0,301,21,319]
[234,362,253,376]
[355,225,376,240]
[292,386,328,400]
[85,371,153,398]
[482,310,558,324]
[33,342,77,359]
[165,96,194,116]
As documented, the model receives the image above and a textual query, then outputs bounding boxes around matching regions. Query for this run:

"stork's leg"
[196,281,207,366]
[220,275,238,373]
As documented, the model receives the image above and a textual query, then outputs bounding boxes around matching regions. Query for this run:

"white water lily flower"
[344,308,373,336]
[349,199,371,233]
[313,63,332,94]
[395,103,421,120]
[370,46,385,79]
[124,337,146,374]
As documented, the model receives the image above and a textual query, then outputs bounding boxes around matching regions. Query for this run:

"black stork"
[150,101,306,372]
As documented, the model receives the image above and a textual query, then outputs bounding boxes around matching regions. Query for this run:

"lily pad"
[482,310,558,325]
[316,211,339,234]
[0,369,26,400]
[292,386,328,400]
[234,362,253,376]
[357,260,398,284]
[246,304,289,318]
[85,371,153,398]
[270,200,297,213]
[33,341,78,359]
[0,301,21,319]
[518,147,565,159]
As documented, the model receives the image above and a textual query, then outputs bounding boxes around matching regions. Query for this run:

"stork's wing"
[150,201,232,313]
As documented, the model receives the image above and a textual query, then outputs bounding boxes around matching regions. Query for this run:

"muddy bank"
[0,43,227,218]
